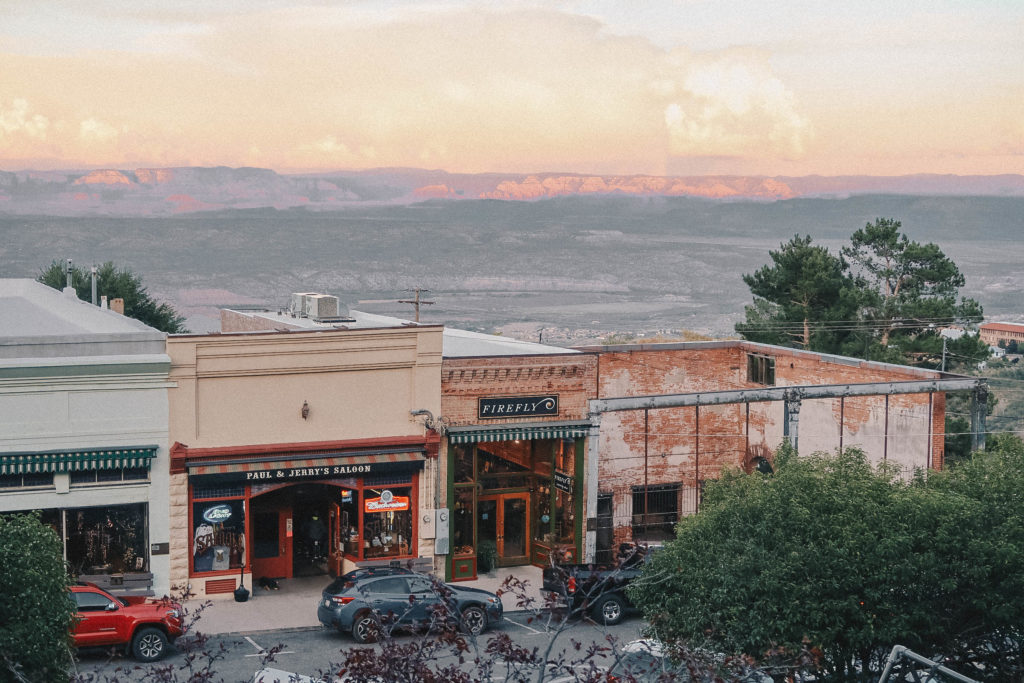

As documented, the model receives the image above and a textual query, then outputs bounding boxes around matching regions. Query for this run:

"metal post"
[927,393,934,469]
[883,394,890,461]
[90,265,98,305]
[643,409,649,537]
[584,415,601,563]
[783,391,802,454]
[839,396,845,453]
[694,405,700,506]
[971,387,988,452]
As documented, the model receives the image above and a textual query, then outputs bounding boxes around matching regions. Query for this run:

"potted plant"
[476,540,498,575]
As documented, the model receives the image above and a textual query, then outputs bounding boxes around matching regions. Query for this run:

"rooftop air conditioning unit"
[304,294,342,321]
[290,292,318,317]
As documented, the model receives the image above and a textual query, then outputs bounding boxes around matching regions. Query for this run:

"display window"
[362,485,413,558]
[191,498,246,574]
[64,503,149,575]
[449,436,581,574]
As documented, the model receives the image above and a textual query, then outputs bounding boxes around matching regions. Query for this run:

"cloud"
[0,98,49,139]
[664,54,810,159]
[79,117,120,143]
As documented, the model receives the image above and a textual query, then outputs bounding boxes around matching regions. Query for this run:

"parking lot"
[73,611,649,682]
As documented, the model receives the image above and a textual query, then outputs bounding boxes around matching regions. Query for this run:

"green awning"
[0,446,158,475]
[448,424,590,445]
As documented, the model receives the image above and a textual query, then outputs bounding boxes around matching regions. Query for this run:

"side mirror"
[105,601,118,611]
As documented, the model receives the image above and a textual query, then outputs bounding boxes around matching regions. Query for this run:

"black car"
[317,571,503,643]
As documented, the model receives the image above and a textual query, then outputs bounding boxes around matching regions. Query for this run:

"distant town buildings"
[980,321,1024,348]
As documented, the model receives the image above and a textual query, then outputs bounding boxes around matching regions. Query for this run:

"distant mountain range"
[2,166,1023,216]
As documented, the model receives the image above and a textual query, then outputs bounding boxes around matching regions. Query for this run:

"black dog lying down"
[258,577,280,590]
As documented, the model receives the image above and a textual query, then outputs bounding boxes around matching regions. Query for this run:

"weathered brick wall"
[594,342,946,547]
[441,354,598,427]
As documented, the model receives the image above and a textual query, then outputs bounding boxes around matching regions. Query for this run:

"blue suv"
[317,570,503,643]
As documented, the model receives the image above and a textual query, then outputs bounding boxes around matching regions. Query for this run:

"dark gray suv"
[317,570,503,643]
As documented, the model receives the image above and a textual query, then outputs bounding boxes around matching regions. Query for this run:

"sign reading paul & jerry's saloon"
[478,395,559,419]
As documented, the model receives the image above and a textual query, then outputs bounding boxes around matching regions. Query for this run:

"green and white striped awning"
[448,423,591,445]
[0,446,158,475]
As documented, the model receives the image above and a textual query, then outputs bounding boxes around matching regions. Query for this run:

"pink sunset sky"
[2,0,1022,177]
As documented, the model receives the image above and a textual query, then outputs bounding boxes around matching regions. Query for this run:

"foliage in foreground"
[1,513,77,681]
[630,441,1024,681]
[38,260,187,333]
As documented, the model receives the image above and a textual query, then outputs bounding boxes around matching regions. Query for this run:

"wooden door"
[252,504,292,579]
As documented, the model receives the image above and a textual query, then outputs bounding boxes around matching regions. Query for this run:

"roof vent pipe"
[62,258,76,297]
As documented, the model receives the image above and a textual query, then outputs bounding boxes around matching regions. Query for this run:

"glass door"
[478,493,530,567]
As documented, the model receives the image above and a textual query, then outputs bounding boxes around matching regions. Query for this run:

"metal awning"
[0,446,158,475]
[448,422,591,445]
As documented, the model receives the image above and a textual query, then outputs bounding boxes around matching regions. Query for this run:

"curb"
[201,610,537,638]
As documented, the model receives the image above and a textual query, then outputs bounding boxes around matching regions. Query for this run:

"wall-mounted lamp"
[301,401,310,420]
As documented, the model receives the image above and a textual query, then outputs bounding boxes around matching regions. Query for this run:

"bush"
[0,512,76,681]
[630,442,1024,681]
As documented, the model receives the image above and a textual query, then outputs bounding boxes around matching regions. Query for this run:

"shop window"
[66,503,149,576]
[70,468,148,486]
[533,481,552,544]
[631,484,680,543]
[192,499,245,573]
[555,487,575,544]
[339,487,360,558]
[747,353,775,385]
[362,485,413,558]
[452,488,475,557]
[453,445,474,483]
[0,472,54,489]
[193,485,245,500]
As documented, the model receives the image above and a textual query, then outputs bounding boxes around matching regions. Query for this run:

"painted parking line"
[502,615,543,634]
[244,635,295,657]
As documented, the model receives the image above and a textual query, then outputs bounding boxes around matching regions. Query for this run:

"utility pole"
[942,336,948,372]
[398,288,434,323]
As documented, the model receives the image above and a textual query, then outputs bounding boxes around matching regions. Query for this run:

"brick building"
[979,322,1024,348]
[578,341,981,563]
[439,332,598,580]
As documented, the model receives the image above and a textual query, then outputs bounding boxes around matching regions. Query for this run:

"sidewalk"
[185,565,546,636]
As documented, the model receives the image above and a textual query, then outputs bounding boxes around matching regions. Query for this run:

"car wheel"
[352,614,379,643]
[131,626,168,662]
[459,605,487,636]
[593,594,626,625]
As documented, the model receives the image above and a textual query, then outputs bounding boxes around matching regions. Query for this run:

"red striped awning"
[186,450,424,484]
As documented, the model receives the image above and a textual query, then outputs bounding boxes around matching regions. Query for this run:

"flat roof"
[222,306,577,357]
[0,279,162,337]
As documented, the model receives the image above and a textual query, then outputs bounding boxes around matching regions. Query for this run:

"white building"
[0,280,172,595]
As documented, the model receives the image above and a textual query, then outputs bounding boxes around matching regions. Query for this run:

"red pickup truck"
[71,584,183,661]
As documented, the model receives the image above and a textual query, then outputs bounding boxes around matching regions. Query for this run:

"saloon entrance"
[446,423,587,581]
[184,445,426,590]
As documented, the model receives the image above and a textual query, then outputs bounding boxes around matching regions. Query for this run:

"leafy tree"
[735,235,860,352]
[842,218,983,360]
[1,513,76,681]
[38,261,187,333]
[736,220,985,367]
[630,442,1024,681]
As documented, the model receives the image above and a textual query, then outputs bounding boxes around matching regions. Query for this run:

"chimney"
[111,298,125,315]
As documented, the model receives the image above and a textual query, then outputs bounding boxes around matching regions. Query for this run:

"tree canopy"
[1,513,77,681]
[38,261,187,333]
[736,220,986,368]
[629,440,1024,682]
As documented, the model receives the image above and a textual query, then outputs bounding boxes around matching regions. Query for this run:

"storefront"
[446,422,588,580]
[0,445,164,594]
[439,347,598,581]
[172,438,433,594]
